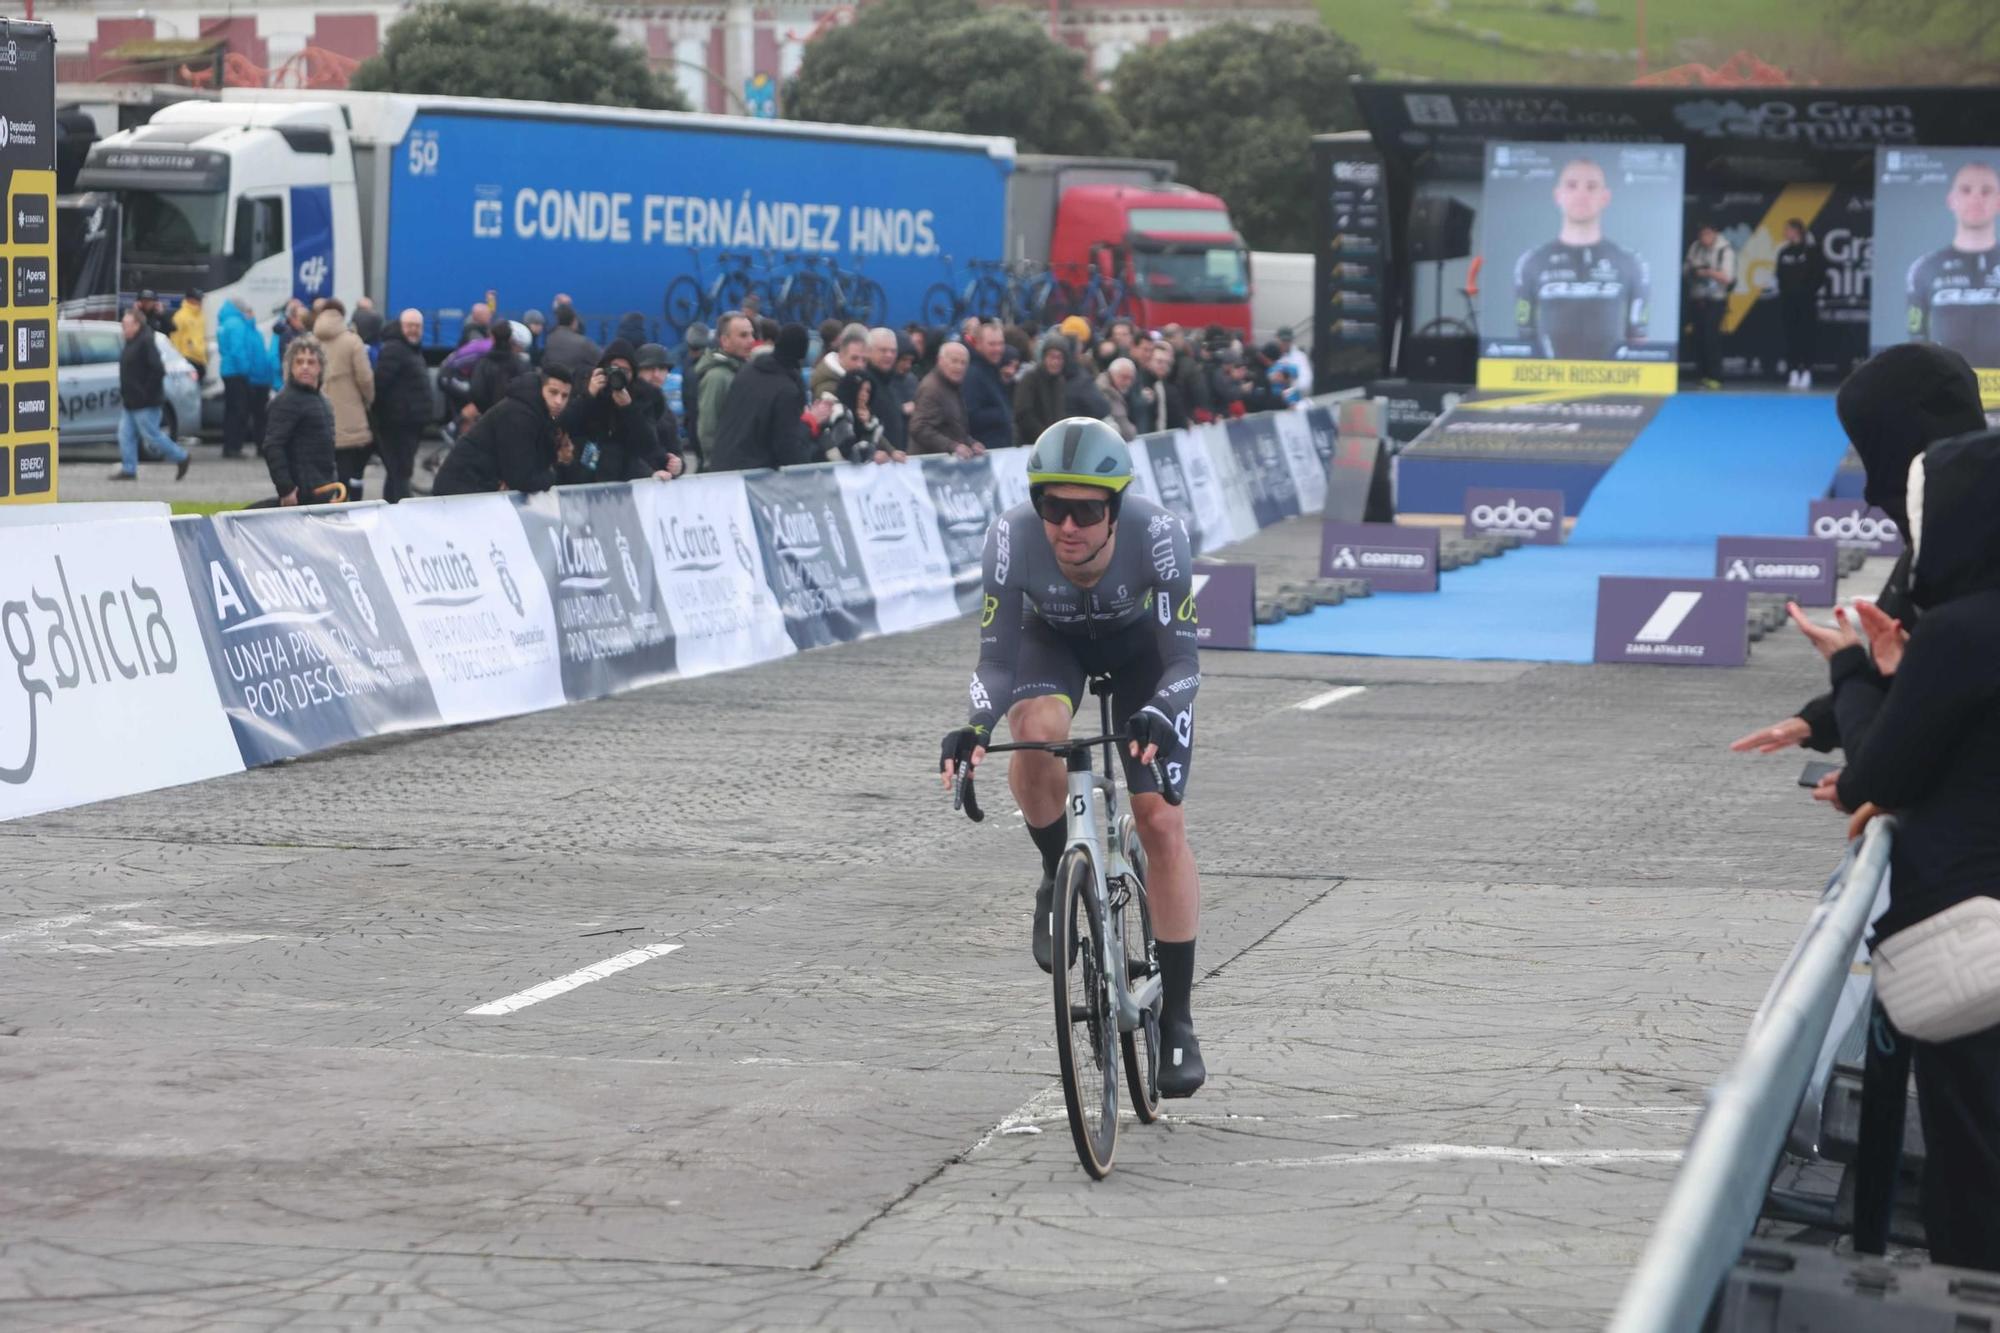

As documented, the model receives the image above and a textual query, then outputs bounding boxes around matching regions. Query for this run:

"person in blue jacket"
[218,299,268,458]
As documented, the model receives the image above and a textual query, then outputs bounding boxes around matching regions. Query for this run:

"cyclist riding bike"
[939,418,1207,1098]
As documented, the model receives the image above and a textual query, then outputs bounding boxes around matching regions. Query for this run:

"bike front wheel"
[1052,847,1119,1178]
[662,276,705,336]
[921,283,960,327]
[1116,818,1162,1124]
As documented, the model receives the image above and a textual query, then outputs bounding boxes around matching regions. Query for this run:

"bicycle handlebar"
[949,732,1181,822]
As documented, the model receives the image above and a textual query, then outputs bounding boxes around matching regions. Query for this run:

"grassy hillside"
[1319,0,1997,84]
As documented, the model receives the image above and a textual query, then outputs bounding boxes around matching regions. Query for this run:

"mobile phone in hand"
[1798,760,1839,788]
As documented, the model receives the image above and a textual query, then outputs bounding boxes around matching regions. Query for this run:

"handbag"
[1872,894,2000,1043]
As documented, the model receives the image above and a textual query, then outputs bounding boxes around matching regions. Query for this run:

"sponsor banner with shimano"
[0,518,243,821]
[835,462,959,635]
[1319,522,1439,592]
[1464,486,1565,545]
[362,496,566,725]
[512,485,677,700]
[631,473,795,680]
[1715,535,1838,606]
[1271,410,1330,515]
[743,468,880,649]
[172,509,442,766]
[1594,577,1749,666]
[1806,500,1903,556]
[917,454,1002,612]
[1224,415,1302,529]
[1191,562,1256,651]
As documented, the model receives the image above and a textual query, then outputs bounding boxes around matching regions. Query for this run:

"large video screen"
[1871,147,2000,404]
[1477,142,1685,395]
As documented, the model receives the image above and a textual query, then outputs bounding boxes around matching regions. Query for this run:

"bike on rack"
[662,250,763,338]
[951,676,1179,1179]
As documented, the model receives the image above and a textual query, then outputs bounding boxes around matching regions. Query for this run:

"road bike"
[662,250,765,338]
[952,676,1178,1178]
[922,256,1010,327]
[1057,269,1129,329]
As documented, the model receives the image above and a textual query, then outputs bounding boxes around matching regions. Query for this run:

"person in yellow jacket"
[170,289,208,380]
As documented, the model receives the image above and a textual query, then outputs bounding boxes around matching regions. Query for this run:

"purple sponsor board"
[1594,577,1749,667]
[1319,521,1439,592]
[1464,486,1565,545]
[1192,562,1255,650]
[1715,535,1839,606]
[1807,500,1903,556]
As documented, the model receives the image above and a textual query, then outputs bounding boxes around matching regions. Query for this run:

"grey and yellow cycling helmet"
[1026,417,1134,518]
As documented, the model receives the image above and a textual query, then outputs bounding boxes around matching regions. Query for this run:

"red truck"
[1009,155,1252,337]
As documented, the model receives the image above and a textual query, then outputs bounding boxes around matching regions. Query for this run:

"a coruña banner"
[512,485,678,700]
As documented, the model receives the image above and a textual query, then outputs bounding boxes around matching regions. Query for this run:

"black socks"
[1027,816,1067,881]
[1157,938,1196,1031]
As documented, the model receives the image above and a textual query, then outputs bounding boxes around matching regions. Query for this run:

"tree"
[785,0,1123,156]
[1112,23,1372,252]
[351,0,689,111]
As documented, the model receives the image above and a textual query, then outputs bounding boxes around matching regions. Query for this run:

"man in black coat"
[111,308,192,481]
[634,343,685,477]
[709,323,828,472]
[865,326,910,455]
[432,367,575,497]
[374,308,435,503]
[557,340,667,484]
[261,339,340,506]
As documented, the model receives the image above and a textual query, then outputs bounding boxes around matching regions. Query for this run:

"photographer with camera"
[557,341,670,485]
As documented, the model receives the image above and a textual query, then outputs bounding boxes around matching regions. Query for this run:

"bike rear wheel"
[1116,817,1162,1124]
[921,283,960,327]
[1052,847,1119,1178]
[662,276,705,337]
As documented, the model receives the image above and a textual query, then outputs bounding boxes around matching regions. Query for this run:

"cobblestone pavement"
[0,515,1876,1330]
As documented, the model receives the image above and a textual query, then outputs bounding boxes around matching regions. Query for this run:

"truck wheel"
[663,277,705,336]
[922,284,959,327]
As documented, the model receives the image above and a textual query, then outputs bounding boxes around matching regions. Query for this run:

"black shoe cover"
[1032,876,1055,974]
[1158,1018,1206,1098]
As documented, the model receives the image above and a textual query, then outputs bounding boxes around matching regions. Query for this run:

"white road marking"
[1229,1143,1684,1169]
[1570,1104,1699,1117]
[0,903,152,946]
[1297,685,1367,711]
[466,942,683,1016]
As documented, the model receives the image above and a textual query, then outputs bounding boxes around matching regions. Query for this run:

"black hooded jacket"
[1794,344,1987,750]
[374,329,433,430]
[432,374,563,496]
[710,349,814,472]
[556,339,663,483]
[263,377,338,498]
[1012,338,1069,446]
[1834,429,2000,941]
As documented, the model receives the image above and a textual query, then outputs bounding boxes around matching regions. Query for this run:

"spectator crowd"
[124,285,1315,506]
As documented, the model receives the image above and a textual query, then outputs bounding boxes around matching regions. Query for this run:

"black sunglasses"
[1035,493,1111,528]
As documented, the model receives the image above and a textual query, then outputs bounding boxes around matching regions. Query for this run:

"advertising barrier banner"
[1271,410,1330,516]
[0,21,57,507]
[364,496,566,725]
[1807,500,1903,556]
[173,509,443,765]
[1192,562,1256,650]
[835,462,959,635]
[631,474,795,680]
[744,468,879,649]
[1595,576,1749,666]
[0,518,244,819]
[1465,486,1566,544]
[512,485,677,700]
[1716,535,1840,606]
[1319,521,1440,591]
[5,401,1340,823]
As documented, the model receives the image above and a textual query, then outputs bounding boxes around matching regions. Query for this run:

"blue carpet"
[1260,394,1850,662]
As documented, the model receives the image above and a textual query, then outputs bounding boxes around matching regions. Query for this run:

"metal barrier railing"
[1607,816,1896,1333]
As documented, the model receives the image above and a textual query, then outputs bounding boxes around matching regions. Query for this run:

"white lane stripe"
[1297,685,1367,711]
[466,942,682,1016]
[1229,1143,1684,1169]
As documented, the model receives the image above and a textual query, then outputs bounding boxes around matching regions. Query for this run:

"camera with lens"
[604,364,631,394]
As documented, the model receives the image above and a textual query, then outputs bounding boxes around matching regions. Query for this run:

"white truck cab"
[76,98,365,349]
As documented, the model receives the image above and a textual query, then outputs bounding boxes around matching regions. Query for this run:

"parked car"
[56,319,201,454]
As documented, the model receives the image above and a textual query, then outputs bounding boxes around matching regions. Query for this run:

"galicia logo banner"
[0,518,242,820]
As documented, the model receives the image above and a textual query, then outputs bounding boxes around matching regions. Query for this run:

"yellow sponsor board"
[1476,357,1678,396]
[1979,368,2000,410]
[1,168,60,505]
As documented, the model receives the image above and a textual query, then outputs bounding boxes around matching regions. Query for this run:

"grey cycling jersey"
[967,494,1200,735]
